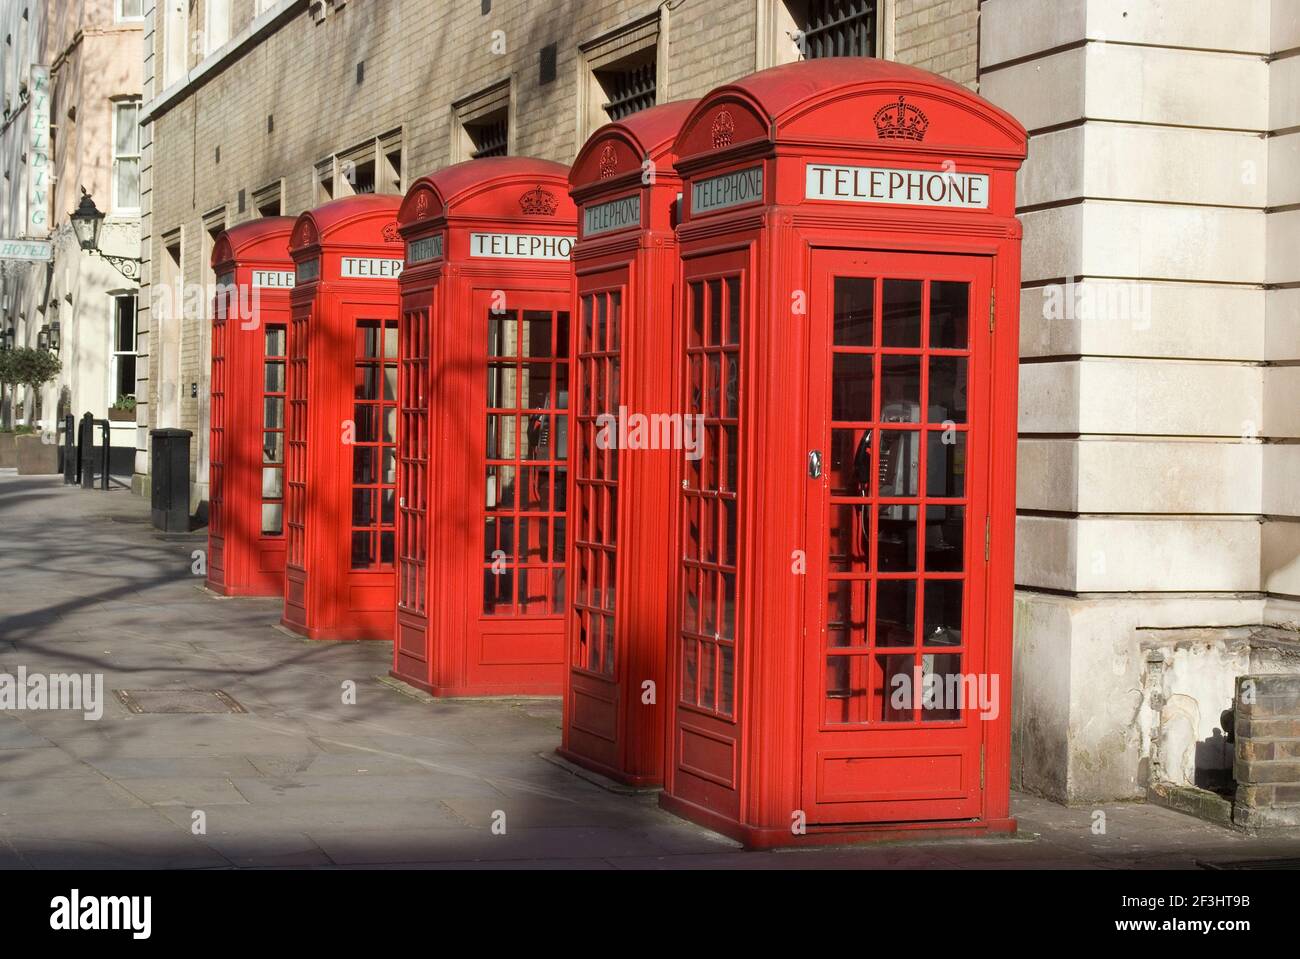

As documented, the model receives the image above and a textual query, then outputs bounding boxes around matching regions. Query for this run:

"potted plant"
[1,347,62,475]
[108,395,137,422]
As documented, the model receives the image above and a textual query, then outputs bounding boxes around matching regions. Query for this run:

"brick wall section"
[894,0,980,88]
[1233,674,1300,828]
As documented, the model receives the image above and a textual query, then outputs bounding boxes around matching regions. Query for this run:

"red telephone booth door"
[802,249,993,825]
[476,288,571,686]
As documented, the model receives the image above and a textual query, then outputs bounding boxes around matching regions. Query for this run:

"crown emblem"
[520,185,558,216]
[599,144,618,179]
[874,96,929,142]
[415,192,430,217]
[711,109,735,149]
[382,221,401,243]
[297,223,312,246]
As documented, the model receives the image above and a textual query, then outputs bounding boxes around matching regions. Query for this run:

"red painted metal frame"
[657,60,1027,848]
[282,195,404,641]
[393,158,578,696]
[559,101,698,786]
[208,217,296,596]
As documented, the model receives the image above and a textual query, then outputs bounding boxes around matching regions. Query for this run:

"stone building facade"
[135,0,1299,808]
[0,0,143,447]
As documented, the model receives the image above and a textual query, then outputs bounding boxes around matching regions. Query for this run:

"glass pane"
[690,283,704,349]
[832,353,873,422]
[383,407,397,444]
[596,296,608,352]
[878,504,918,571]
[265,326,286,355]
[487,364,516,408]
[354,405,378,443]
[725,277,741,345]
[488,310,517,356]
[380,531,395,565]
[722,497,737,566]
[383,448,396,485]
[263,397,284,429]
[581,296,594,353]
[829,428,872,496]
[264,361,285,393]
[384,364,398,402]
[682,638,698,704]
[384,324,399,358]
[876,654,914,722]
[833,277,873,346]
[486,465,515,510]
[719,645,734,715]
[486,415,516,460]
[355,365,379,400]
[829,503,868,572]
[928,356,968,423]
[925,505,965,572]
[921,653,963,721]
[525,363,554,408]
[882,279,922,347]
[353,488,375,526]
[825,655,868,724]
[923,580,963,647]
[880,355,921,422]
[827,578,868,647]
[352,447,377,484]
[262,431,283,464]
[261,467,283,498]
[381,488,396,525]
[557,311,570,359]
[700,641,716,709]
[484,567,514,614]
[724,355,740,419]
[351,531,374,569]
[708,279,722,346]
[930,281,969,349]
[524,311,553,358]
[876,579,916,646]
[876,430,919,497]
[261,503,283,535]
[927,431,966,498]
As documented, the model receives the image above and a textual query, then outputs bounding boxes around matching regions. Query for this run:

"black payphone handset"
[852,401,921,561]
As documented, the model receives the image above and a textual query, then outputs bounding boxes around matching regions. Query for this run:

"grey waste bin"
[150,428,192,532]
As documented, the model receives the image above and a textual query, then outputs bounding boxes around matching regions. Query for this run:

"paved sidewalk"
[2,472,1300,869]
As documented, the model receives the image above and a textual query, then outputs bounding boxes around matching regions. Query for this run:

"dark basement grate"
[1198,858,1300,870]
[114,689,247,715]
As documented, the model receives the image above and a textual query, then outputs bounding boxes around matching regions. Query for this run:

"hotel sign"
[27,66,50,236]
[470,232,575,260]
[0,239,52,261]
[806,163,989,210]
[583,194,640,237]
[341,257,404,279]
[691,166,763,214]
[407,234,443,264]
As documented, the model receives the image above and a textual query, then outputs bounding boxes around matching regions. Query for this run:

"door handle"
[808,450,823,479]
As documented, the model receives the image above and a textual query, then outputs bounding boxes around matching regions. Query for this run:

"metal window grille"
[602,61,656,121]
[469,117,508,159]
[801,0,877,59]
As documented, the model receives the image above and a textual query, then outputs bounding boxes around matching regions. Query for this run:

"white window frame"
[115,0,144,23]
[577,10,666,146]
[110,293,139,404]
[204,0,232,56]
[111,97,142,214]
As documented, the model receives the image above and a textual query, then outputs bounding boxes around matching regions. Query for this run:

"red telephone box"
[282,195,405,641]
[393,158,577,696]
[559,101,697,785]
[208,217,296,596]
[658,60,1027,847]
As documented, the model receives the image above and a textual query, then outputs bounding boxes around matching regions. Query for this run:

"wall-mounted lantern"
[70,188,140,282]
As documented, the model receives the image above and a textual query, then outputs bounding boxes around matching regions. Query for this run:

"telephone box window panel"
[658,59,1026,848]
[282,194,404,642]
[393,157,577,698]
[560,100,697,787]
[205,218,297,598]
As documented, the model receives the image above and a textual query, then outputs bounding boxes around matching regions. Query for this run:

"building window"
[315,129,403,204]
[112,294,137,401]
[112,99,141,212]
[116,0,143,22]
[204,0,231,55]
[758,0,888,68]
[163,0,187,86]
[578,11,664,142]
[253,180,284,217]
[452,80,511,163]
